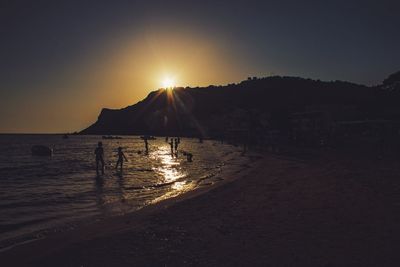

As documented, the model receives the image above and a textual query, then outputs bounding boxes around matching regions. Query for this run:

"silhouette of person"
[174,138,179,152]
[144,138,149,154]
[95,142,105,175]
[115,146,128,171]
[169,139,174,155]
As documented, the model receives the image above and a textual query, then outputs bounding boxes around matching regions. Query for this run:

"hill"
[80,73,400,142]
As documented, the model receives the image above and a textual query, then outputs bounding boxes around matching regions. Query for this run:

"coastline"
[0,136,245,252]
[1,150,400,266]
[0,149,259,265]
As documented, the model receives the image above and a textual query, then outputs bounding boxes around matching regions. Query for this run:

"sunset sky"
[1,0,399,133]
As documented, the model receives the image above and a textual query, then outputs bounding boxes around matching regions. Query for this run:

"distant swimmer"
[95,142,105,175]
[115,146,128,171]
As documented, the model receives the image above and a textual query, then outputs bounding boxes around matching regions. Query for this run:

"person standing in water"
[95,142,105,175]
[169,139,174,155]
[144,138,149,154]
[115,146,128,171]
[174,138,179,153]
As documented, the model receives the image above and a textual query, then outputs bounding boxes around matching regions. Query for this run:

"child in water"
[115,146,128,171]
[95,142,105,175]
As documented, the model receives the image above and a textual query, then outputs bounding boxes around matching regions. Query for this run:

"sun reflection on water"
[171,181,186,190]
[149,145,195,203]
[151,146,185,183]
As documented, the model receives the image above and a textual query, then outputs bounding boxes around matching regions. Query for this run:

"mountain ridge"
[80,73,400,137]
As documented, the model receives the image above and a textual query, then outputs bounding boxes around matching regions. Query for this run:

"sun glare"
[162,77,176,89]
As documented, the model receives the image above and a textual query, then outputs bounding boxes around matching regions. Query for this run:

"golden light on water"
[150,145,195,204]
[152,146,185,183]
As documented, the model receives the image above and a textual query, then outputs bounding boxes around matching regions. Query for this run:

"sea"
[0,134,248,250]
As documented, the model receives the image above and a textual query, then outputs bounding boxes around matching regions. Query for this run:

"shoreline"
[0,136,246,253]
[1,150,400,266]
[0,150,259,263]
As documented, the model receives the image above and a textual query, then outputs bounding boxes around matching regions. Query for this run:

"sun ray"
[162,76,176,89]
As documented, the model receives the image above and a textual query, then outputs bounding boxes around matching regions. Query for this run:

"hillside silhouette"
[81,72,400,148]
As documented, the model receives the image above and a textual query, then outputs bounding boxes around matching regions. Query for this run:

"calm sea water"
[0,135,247,250]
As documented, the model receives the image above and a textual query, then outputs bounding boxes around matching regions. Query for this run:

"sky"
[0,0,399,133]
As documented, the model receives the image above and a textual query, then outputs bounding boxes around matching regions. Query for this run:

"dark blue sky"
[1,0,399,132]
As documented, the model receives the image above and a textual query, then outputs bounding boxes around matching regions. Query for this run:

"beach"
[1,149,400,266]
[2,0,399,266]
[0,135,247,249]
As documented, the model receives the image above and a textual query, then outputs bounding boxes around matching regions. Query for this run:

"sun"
[162,76,176,89]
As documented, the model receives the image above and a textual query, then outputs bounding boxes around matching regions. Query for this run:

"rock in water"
[31,145,52,156]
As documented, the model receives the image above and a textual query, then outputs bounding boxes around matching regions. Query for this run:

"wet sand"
[1,150,400,266]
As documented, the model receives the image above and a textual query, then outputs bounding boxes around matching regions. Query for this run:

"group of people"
[166,137,194,161]
[94,142,128,175]
[167,137,181,156]
[94,136,192,175]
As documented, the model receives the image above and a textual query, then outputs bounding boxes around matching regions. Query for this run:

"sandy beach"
[1,150,400,266]
[2,1,399,266]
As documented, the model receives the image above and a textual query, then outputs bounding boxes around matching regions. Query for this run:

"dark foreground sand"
[1,150,400,266]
